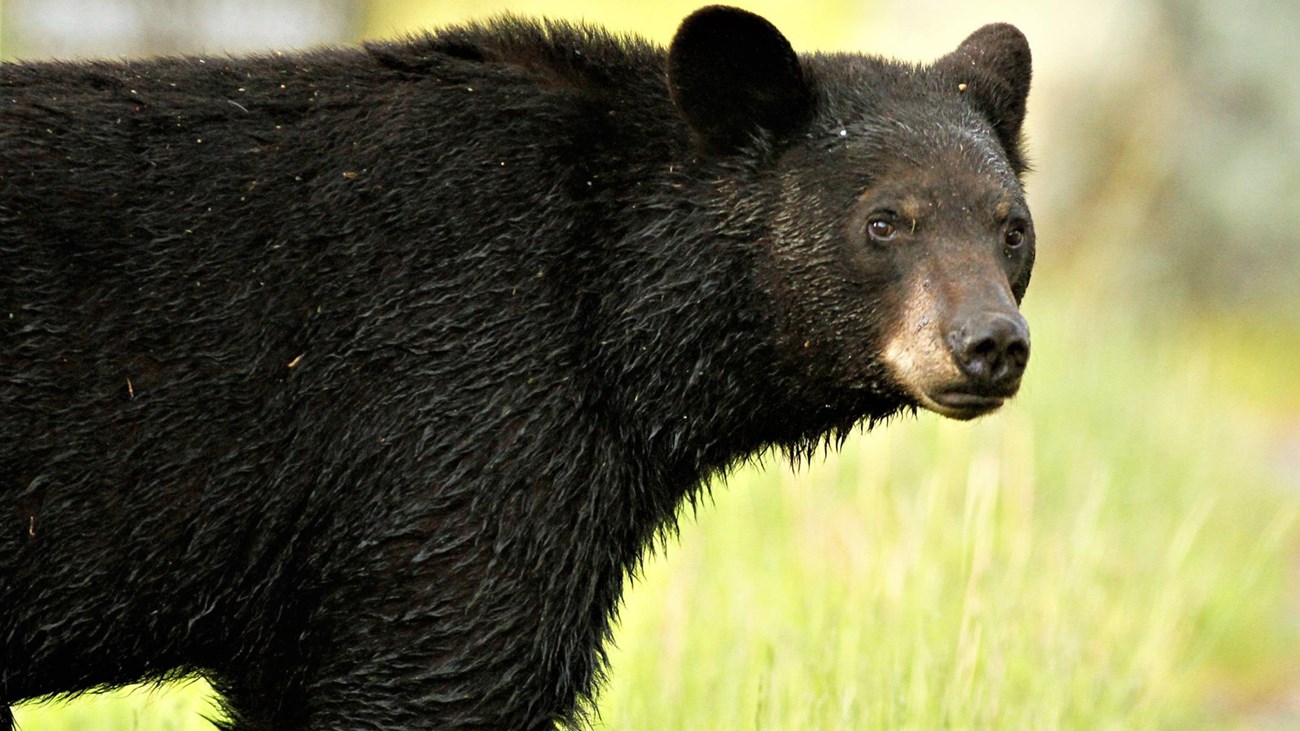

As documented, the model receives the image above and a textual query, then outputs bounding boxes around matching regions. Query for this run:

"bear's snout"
[881,268,1032,421]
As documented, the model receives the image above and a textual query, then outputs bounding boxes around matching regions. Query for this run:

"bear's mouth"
[917,388,1009,421]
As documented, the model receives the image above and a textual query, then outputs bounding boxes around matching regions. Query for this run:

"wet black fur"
[0,7,1032,729]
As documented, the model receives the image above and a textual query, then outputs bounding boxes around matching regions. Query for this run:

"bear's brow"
[899,197,926,223]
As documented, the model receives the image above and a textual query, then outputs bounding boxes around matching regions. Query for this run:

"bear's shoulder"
[363,16,666,95]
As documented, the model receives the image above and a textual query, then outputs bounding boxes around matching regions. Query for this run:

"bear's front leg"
[221,521,620,731]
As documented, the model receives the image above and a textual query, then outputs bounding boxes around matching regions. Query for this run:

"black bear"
[0,5,1034,729]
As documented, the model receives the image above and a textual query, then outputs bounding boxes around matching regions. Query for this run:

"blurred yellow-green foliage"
[4,1,1299,728]
[364,0,866,49]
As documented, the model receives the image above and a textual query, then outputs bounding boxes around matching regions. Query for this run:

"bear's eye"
[1004,224,1028,249]
[866,217,897,242]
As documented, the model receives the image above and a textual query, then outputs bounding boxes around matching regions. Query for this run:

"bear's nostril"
[1005,339,1029,369]
[970,336,1000,360]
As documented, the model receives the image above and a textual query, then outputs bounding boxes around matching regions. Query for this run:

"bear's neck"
[583,204,875,505]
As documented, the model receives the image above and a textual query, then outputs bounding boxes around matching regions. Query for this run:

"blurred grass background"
[4,1,1299,729]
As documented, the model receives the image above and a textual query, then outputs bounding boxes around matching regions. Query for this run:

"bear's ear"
[668,6,813,153]
[938,23,1032,169]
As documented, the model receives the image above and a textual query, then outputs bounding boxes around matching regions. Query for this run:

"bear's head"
[670,6,1035,422]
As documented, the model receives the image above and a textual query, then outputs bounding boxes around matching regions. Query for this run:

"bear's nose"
[947,312,1030,394]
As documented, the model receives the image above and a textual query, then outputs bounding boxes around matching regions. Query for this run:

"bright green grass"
[13,293,1300,730]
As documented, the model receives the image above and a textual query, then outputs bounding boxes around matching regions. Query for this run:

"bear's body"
[0,8,1035,729]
